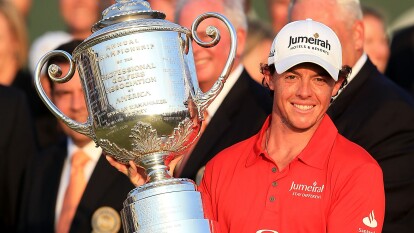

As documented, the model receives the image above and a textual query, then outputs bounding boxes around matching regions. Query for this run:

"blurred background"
[28,0,414,43]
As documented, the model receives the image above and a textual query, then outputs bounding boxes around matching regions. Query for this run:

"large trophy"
[34,0,236,232]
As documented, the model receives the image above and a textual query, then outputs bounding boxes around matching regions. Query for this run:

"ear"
[235,27,247,58]
[263,70,275,91]
[331,76,345,97]
[352,20,365,53]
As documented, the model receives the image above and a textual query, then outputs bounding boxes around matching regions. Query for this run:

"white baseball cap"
[268,19,342,81]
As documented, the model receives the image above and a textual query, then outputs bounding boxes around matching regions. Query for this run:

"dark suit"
[179,69,273,180]
[386,25,414,97]
[327,58,414,233]
[19,139,135,233]
[0,85,36,232]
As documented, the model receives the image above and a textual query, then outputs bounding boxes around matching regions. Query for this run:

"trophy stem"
[140,152,172,183]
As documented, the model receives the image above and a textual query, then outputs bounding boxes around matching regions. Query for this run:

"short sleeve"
[327,162,385,233]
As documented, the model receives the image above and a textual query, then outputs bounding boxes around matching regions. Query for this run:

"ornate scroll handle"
[33,50,93,137]
[191,12,237,114]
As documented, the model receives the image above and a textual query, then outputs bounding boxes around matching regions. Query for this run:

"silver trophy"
[34,0,236,232]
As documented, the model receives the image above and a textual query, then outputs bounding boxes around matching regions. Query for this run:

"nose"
[71,90,87,112]
[296,79,312,98]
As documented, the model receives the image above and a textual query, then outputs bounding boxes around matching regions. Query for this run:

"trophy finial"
[92,0,166,32]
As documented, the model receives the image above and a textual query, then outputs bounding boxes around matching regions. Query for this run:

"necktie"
[174,110,209,177]
[56,150,90,233]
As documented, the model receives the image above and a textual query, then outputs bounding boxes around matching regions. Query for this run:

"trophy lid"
[92,0,166,32]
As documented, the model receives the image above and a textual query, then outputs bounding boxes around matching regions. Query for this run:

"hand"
[105,153,185,187]
[106,156,147,187]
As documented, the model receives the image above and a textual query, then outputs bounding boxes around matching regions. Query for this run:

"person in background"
[29,0,114,150]
[242,18,275,84]
[362,5,390,73]
[289,0,414,232]
[266,0,290,33]
[108,19,385,233]
[58,0,100,40]
[147,0,176,22]
[0,0,28,87]
[172,0,272,183]
[18,40,135,233]
[0,86,37,233]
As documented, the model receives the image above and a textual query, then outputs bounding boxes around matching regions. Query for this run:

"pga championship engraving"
[33,0,236,232]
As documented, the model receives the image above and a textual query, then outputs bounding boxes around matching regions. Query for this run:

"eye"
[284,74,297,81]
[313,76,329,85]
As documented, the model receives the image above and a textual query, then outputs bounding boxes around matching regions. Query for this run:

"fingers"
[128,160,147,187]
[106,155,128,176]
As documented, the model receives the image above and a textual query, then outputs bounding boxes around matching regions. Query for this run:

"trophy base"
[138,219,214,233]
[121,178,215,233]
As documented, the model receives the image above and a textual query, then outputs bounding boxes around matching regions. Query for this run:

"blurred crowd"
[1,0,414,232]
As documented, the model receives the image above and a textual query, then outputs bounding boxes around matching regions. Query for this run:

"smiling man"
[198,19,385,233]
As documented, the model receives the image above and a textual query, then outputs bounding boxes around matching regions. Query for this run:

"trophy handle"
[191,12,237,115]
[34,50,94,137]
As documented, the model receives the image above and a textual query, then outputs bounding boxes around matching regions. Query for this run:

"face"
[178,0,246,92]
[265,63,342,132]
[148,0,176,22]
[268,0,290,33]
[290,0,364,67]
[51,63,91,147]
[243,38,273,83]
[0,12,17,85]
[363,15,390,73]
[11,0,32,18]
[59,0,99,38]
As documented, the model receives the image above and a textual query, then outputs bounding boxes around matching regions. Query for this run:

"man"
[173,0,272,182]
[0,86,36,233]
[362,5,390,73]
[19,40,135,233]
[289,0,414,232]
[109,19,385,232]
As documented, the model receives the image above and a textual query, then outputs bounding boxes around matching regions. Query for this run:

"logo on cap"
[287,33,331,53]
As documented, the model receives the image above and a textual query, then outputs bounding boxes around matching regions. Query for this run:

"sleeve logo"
[362,210,378,228]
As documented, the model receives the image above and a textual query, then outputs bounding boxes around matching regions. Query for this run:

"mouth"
[195,57,210,66]
[292,103,315,111]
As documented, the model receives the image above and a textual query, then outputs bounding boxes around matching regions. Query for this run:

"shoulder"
[205,134,256,171]
[330,134,382,172]
[360,61,414,102]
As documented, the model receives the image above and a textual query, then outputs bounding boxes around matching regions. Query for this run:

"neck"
[264,118,316,170]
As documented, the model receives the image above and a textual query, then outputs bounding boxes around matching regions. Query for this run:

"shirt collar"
[206,64,244,121]
[347,53,367,84]
[67,138,102,163]
[246,115,338,170]
[246,116,271,167]
[331,53,367,103]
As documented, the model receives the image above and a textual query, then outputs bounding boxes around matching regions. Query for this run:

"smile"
[293,104,314,110]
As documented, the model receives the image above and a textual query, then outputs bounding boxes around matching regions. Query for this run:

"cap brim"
[274,54,339,81]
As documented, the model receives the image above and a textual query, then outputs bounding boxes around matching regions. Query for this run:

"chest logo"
[289,181,325,199]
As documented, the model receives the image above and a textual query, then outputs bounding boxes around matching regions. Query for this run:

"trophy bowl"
[34,0,236,232]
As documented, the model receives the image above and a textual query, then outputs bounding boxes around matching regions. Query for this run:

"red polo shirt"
[199,115,385,233]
